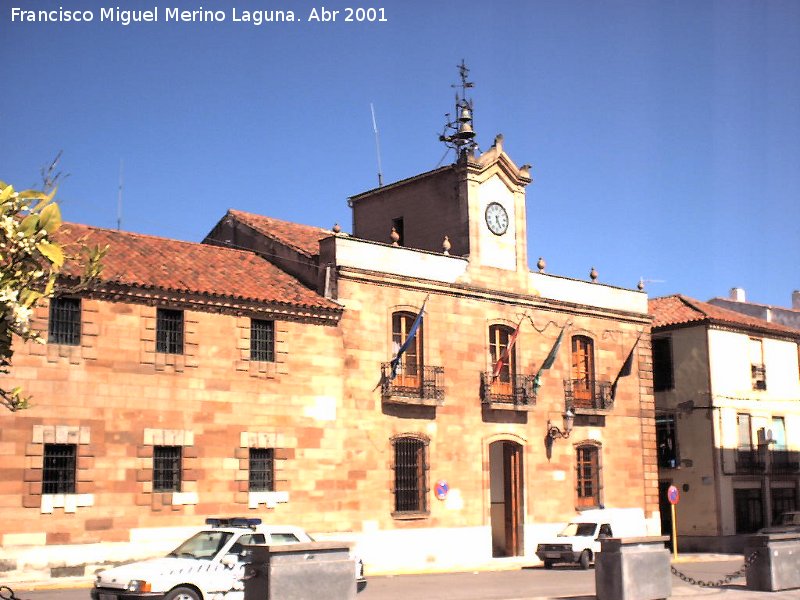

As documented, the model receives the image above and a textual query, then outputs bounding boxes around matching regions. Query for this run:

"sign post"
[667,484,680,560]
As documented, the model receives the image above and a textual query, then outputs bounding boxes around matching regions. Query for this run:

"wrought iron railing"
[770,450,800,474]
[480,372,537,408]
[735,449,766,474]
[381,363,445,405]
[563,378,613,411]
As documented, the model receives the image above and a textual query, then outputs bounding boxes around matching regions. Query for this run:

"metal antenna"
[117,159,123,231]
[370,103,384,187]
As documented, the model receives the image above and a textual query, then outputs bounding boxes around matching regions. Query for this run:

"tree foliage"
[0,179,105,411]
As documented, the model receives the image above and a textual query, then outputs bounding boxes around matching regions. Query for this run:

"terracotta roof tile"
[55,222,340,312]
[649,294,800,338]
[227,209,331,258]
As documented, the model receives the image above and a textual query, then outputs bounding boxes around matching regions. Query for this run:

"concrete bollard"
[744,533,800,592]
[595,536,671,600]
[243,541,356,600]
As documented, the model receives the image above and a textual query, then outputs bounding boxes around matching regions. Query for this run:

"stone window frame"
[574,440,603,510]
[236,432,289,509]
[235,317,288,378]
[390,433,430,520]
[24,425,95,514]
[140,306,198,372]
[136,428,198,510]
[27,297,99,364]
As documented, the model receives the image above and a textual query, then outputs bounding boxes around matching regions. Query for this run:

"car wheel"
[579,550,591,570]
[543,559,554,569]
[165,587,201,600]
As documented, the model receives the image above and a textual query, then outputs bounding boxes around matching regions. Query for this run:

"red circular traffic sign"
[667,485,680,505]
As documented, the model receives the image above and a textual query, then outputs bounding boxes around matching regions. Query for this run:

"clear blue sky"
[2,0,798,308]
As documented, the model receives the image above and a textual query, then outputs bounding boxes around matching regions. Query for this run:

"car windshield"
[167,531,233,560]
[558,523,597,537]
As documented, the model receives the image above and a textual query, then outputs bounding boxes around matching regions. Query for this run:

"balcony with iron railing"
[735,449,766,474]
[563,378,613,412]
[381,363,445,406]
[770,450,800,474]
[480,372,537,411]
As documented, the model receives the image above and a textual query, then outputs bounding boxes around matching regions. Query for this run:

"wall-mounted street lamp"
[547,407,576,441]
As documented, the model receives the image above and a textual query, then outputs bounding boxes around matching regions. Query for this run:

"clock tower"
[348,64,533,292]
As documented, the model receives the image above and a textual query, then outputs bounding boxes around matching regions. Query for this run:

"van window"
[558,522,596,537]
[270,532,301,543]
[598,524,613,538]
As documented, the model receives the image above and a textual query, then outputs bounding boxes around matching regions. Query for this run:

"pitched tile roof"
[226,209,332,258]
[55,222,341,312]
[649,295,800,339]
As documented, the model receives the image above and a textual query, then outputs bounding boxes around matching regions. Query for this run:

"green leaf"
[20,214,39,235]
[37,240,64,267]
[19,289,43,308]
[18,190,48,202]
[38,203,62,234]
[0,184,14,202]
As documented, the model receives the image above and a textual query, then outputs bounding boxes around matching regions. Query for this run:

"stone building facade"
[1,137,660,579]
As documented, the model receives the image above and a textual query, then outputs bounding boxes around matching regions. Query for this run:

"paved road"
[8,558,800,600]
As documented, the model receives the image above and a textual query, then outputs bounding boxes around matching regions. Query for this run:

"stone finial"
[637,278,645,291]
[332,223,341,234]
[442,236,451,255]
[390,227,400,246]
[590,267,598,282]
[537,257,546,273]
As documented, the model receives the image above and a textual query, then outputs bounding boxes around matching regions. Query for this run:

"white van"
[535,508,648,569]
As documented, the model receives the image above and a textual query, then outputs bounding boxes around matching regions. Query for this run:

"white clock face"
[485,202,509,235]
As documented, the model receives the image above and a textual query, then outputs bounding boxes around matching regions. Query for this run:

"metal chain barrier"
[0,587,24,600]
[670,549,760,588]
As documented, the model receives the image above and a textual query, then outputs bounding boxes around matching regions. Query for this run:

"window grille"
[156,309,184,354]
[249,448,275,492]
[393,437,427,514]
[42,443,77,494]
[250,319,275,362]
[153,445,182,492]
[48,298,81,346]
[576,444,601,508]
[656,413,679,468]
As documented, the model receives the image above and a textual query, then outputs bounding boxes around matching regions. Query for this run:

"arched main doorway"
[489,440,524,557]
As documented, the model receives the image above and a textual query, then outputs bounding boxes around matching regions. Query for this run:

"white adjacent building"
[650,294,800,552]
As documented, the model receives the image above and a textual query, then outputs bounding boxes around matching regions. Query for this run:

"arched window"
[391,435,429,516]
[575,442,602,509]
[571,335,595,406]
[392,311,423,387]
[489,324,517,383]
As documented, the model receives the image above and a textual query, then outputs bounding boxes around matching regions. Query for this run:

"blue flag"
[390,297,428,380]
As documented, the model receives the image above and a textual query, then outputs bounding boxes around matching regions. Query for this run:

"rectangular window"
[737,413,753,450]
[734,488,763,534]
[392,217,404,246]
[42,443,77,494]
[156,309,184,355]
[750,338,766,390]
[393,437,427,514]
[153,445,182,492]
[576,445,601,509]
[48,297,81,346]
[249,448,275,492]
[250,319,275,362]
[652,337,674,391]
[656,413,679,468]
[771,488,797,525]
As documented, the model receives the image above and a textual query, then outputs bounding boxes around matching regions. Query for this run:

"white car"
[91,518,365,600]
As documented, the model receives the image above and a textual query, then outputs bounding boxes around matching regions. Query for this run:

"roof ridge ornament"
[439,59,477,157]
